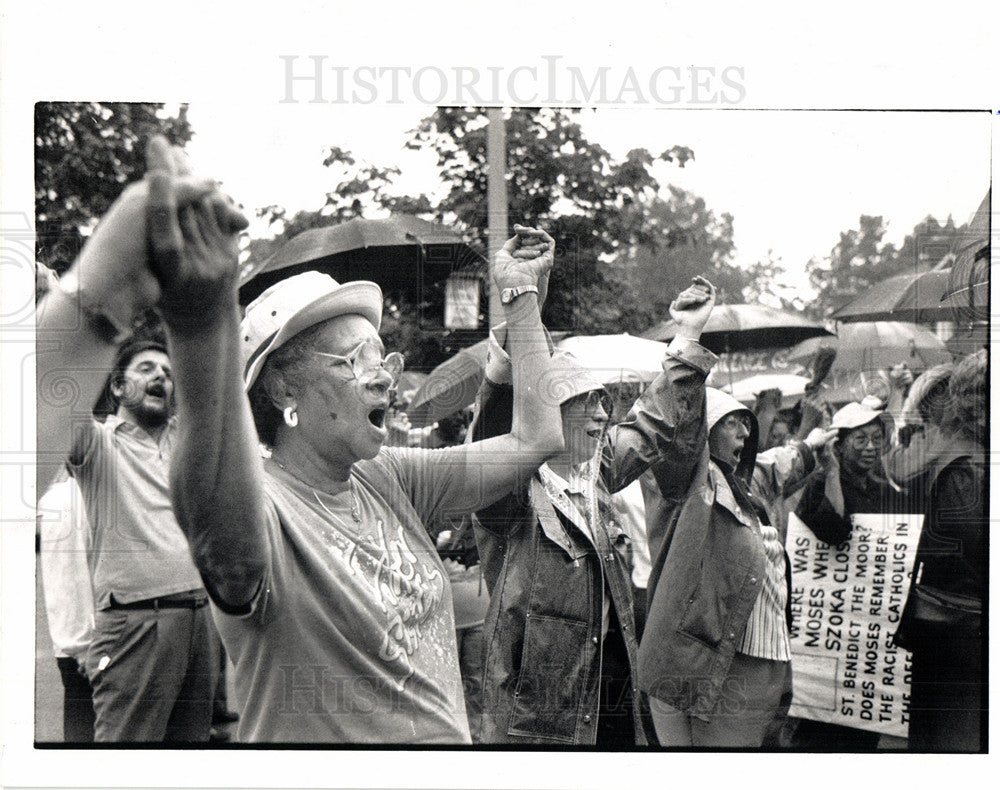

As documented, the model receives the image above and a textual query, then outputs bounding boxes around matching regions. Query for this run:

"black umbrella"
[830,267,954,324]
[641,303,832,354]
[238,215,486,304]
[941,189,990,325]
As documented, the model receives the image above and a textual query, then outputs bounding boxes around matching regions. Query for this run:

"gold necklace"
[271,458,362,523]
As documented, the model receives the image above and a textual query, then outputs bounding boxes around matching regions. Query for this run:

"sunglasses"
[311,340,405,386]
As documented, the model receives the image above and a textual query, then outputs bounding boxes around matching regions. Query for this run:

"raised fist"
[669,275,716,340]
[493,225,554,298]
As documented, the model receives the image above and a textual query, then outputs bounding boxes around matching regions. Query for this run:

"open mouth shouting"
[367,406,387,429]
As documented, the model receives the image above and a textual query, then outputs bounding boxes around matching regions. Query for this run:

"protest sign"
[787,512,924,737]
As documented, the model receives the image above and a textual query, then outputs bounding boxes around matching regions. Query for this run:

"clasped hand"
[145,136,248,331]
[58,136,247,335]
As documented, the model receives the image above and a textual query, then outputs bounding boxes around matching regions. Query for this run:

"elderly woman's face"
[839,421,886,474]
[560,389,610,466]
[290,315,396,467]
[709,411,751,467]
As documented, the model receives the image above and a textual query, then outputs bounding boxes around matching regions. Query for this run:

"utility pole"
[486,107,508,328]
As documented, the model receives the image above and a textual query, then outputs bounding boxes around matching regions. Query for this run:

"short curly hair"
[247,322,328,447]
[944,348,986,443]
[105,337,169,411]
[900,363,953,428]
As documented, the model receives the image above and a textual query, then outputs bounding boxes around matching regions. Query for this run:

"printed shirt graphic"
[215,449,471,744]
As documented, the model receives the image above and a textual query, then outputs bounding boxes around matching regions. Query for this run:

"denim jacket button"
[592,636,599,645]
[728,632,736,640]
[749,576,757,584]
[583,714,592,723]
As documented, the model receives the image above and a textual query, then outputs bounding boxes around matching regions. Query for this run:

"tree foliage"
[246,107,766,366]
[611,186,747,317]
[740,249,801,312]
[34,102,193,271]
[406,107,698,334]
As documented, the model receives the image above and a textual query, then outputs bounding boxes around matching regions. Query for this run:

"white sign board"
[787,512,924,738]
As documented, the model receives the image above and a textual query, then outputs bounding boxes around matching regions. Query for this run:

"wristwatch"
[499,284,539,304]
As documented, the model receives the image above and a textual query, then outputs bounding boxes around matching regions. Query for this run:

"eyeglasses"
[846,430,885,450]
[721,414,751,433]
[311,340,405,386]
[584,389,613,417]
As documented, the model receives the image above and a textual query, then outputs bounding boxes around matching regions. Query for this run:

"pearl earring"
[283,406,298,428]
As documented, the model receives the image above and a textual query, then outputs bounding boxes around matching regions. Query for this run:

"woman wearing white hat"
[142,151,565,741]
[469,278,719,746]
[794,400,908,548]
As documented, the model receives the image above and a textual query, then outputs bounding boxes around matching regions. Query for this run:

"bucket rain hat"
[544,350,606,406]
[241,271,383,392]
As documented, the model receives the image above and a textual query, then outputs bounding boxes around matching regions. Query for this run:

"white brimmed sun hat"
[830,401,894,435]
[241,271,383,392]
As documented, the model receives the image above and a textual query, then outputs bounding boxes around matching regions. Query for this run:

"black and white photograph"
[1,2,995,788]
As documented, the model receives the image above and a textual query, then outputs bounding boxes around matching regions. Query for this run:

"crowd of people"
[34,134,986,750]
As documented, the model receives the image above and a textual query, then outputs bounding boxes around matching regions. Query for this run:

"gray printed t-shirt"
[215,448,472,744]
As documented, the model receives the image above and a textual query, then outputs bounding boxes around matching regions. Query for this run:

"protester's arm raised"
[604,277,718,496]
[34,139,220,495]
[794,438,853,545]
[448,227,564,510]
[144,143,266,612]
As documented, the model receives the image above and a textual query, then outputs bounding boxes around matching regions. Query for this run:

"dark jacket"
[471,338,716,745]
[795,464,910,546]
[900,433,986,603]
[893,434,986,750]
[638,389,812,717]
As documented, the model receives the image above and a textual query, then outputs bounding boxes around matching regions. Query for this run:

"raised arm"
[143,141,265,611]
[753,426,835,504]
[35,140,218,494]
[449,226,564,509]
[794,436,852,545]
[603,277,718,496]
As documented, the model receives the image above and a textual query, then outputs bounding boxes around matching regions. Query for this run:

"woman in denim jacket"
[470,279,718,746]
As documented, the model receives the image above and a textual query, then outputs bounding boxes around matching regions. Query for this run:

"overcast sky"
[184,104,991,299]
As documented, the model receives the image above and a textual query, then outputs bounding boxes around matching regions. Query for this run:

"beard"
[121,387,172,430]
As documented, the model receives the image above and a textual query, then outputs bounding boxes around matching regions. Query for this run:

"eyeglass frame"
[843,426,887,450]
[309,340,405,386]
[720,413,752,433]
[577,389,613,417]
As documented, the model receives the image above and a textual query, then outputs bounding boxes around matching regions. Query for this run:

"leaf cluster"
[34,102,193,271]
